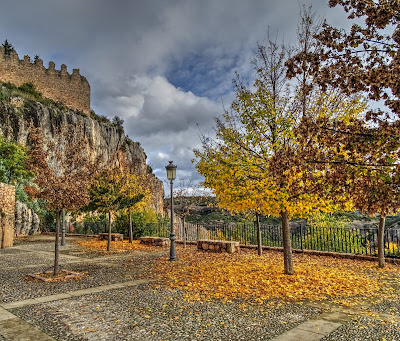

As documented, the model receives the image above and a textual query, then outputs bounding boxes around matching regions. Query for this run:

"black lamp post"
[165,161,177,261]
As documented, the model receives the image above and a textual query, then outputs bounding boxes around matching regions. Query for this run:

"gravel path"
[320,316,400,341]
[11,285,322,341]
[2,235,400,340]
[0,254,158,303]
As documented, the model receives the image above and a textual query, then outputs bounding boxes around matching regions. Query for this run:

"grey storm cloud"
[0,0,349,189]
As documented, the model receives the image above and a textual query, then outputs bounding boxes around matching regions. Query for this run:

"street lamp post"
[165,161,177,261]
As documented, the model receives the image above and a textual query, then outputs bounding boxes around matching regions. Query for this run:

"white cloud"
[0,0,354,193]
[94,75,220,184]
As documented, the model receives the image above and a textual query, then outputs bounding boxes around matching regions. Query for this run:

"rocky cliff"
[0,93,164,233]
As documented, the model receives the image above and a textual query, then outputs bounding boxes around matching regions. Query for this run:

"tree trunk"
[128,209,133,243]
[378,215,386,268]
[281,210,294,275]
[107,211,112,251]
[54,210,60,275]
[256,213,262,256]
[183,218,186,249]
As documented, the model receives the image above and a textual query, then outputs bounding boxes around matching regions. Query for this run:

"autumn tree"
[27,123,99,274]
[286,0,400,267]
[295,107,400,268]
[86,160,149,250]
[120,166,151,243]
[195,8,366,274]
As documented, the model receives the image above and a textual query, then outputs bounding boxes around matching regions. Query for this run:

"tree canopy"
[285,0,400,267]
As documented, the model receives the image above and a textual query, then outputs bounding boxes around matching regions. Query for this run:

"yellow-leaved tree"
[86,159,151,250]
[194,16,365,274]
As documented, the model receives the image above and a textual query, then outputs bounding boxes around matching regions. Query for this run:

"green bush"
[114,210,165,239]
[90,110,112,125]
[17,82,41,99]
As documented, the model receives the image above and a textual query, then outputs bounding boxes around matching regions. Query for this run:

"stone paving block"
[34,293,73,303]
[320,311,352,323]
[272,319,342,341]
[272,328,325,341]
[0,307,15,321]
[298,319,342,334]
[2,299,39,309]
[0,317,55,340]
[67,287,104,296]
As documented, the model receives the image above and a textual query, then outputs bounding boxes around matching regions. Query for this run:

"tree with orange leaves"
[26,123,99,274]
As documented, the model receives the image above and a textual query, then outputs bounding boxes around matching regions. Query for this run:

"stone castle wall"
[0,49,90,114]
[0,183,15,248]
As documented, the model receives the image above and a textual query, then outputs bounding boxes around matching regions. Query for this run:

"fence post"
[196,224,199,241]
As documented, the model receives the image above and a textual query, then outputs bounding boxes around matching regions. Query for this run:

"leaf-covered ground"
[76,240,400,307]
[75,239,167,253]
[153,247,400,306]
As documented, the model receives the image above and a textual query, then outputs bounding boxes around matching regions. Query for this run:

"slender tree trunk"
[281,210,294,275]
[183,218,186,249]
[128,208,133,243]
[256,213,262,256]
[54,210,61,275]
[107,211,112,251]
[378,215,386,268]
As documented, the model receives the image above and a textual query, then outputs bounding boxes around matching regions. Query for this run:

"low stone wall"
[98,233,123,241]
[197,240,240,254]
[140,236,170,247]
[0,183,15,248]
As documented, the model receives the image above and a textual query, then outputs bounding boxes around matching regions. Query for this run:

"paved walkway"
[0,278,346,341]
[1,236,399,340]
[0,279,150,341]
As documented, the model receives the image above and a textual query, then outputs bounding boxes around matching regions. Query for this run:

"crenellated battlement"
[0,49,90,114]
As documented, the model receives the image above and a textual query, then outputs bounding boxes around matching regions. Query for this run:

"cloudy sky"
[0,0,349,190]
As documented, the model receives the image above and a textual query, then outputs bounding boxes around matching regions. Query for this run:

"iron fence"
[159,221,400,258]
[63,218,400,258]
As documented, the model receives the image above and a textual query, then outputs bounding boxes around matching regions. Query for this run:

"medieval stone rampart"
[0,49,90,114]
[0,183,15,248]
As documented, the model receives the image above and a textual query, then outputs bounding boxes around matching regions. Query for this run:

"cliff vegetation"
[0,82,164,233]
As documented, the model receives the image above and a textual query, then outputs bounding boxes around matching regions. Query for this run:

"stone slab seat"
[197,239,240,254]
[98,233,123,241]
[140,236,170,246]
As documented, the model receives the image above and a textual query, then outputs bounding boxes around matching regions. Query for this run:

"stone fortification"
[0,49,90,114]
[0,183,15,248]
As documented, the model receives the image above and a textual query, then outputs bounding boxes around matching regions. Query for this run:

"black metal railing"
[151,221,400,258]
[65,218,400,258]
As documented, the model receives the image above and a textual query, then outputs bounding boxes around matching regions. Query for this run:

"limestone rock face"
[15,201,40,235]
[0,100,164,234]
[0,102,146,173]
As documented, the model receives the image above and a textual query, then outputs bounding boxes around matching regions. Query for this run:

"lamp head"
[165,160,177,181]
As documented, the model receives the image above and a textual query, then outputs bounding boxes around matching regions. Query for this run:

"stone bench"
[197,240,240,254]
[140,236,170,247]
[98,233,123,241]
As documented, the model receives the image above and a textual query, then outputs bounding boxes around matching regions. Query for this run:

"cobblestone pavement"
[0,235,399,340]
